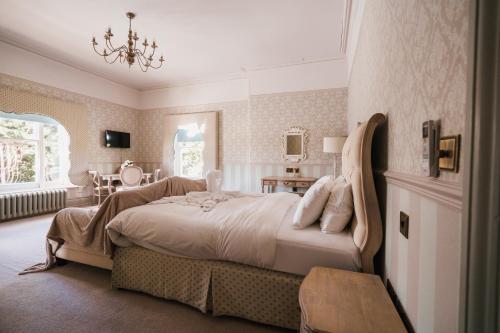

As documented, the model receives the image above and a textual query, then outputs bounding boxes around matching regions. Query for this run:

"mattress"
[273,204,361,275]
[107,193,361,276]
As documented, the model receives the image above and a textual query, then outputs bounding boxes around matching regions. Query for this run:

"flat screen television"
[105,130,130,148]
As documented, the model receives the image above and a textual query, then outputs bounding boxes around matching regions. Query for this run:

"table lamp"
[323,136,347,178]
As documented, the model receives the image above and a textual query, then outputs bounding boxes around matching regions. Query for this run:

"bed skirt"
[112,246,303,330]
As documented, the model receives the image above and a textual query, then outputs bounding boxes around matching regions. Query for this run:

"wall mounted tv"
[105,130,130,148]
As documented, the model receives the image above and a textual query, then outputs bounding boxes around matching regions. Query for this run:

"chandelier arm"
[149,56,165,69]
[148,61,164,69]
[140,43,148,57]
[105,40,117,53]
[104,51,123,64]
[136,57,148,72]
[135,51,150,68]
[141,56,152,72]
[117,45,128,54]
[105,37,119,52]
[134,48,145,57]
[92,43,106,56]
[104,47,123,57]
[149,46,156,59]
[118,45,128,64]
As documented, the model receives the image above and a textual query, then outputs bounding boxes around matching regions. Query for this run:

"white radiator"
[0,189,67,221]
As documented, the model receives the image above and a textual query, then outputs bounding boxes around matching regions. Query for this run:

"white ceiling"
[0,0,347,91]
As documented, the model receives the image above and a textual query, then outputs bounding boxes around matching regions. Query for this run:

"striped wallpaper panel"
[222,162,334,192]
[384,182,461,333]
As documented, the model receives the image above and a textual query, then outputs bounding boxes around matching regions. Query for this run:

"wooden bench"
[299,267,407,333]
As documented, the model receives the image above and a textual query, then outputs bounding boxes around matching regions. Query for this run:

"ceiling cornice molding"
[245,56,346,72]
[340,0,352,55]
[145,57,347,91]
[1,38,347,94]
[139,72,248,91]
[0,37,137,92]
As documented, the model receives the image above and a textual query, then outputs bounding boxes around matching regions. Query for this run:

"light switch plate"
[439,135,460,172]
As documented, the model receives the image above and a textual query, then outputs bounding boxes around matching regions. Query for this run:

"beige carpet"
[0,214,292,333]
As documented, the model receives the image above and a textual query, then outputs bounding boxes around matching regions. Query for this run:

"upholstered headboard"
[342,113,385,274]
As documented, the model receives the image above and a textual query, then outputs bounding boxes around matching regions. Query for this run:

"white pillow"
[320,176,354,233]
[293,175,334,229]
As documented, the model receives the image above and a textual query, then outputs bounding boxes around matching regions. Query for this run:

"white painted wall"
[0,41,140,108]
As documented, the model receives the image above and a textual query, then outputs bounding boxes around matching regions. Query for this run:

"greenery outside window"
[173,123,205,179]
[0,112,70,191]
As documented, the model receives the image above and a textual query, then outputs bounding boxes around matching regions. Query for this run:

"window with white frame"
[0,112,70,191]
[173,123,205,179]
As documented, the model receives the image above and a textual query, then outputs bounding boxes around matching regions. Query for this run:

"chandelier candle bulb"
[91,11,165,72]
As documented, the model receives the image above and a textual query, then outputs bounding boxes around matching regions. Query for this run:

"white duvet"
[106,192,300,268]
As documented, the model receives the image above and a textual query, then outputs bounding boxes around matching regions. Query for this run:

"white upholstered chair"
[117,166,143,191]
[89,170,114,206]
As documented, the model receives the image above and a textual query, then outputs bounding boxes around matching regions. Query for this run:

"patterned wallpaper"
[140,100,249,167]
[0,75,348,196]
[143,88,348,191]
[349,1,471,332]
[348,0,469,184]
[250,89,347,164]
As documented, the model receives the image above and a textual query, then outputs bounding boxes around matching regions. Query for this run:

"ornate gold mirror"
[281,126,308,162]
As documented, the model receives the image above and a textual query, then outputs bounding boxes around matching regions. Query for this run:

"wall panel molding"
[382,170,463,210]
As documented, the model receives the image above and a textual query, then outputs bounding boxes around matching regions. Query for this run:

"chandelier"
[91,12,165,72]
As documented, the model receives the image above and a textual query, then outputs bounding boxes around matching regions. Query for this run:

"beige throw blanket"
[20,176,206,274]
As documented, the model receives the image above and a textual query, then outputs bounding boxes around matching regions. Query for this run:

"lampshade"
[323,136,347,154]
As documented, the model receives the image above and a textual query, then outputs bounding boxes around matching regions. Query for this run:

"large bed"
[49,113,385,330]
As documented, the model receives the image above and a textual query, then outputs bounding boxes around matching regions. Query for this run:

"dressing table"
[261,176,317,195]
[261,126,317,195]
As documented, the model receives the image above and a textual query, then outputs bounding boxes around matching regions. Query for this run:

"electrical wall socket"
[400,211,409,239]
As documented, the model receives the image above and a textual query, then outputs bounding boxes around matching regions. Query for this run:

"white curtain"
[162,111,218,179]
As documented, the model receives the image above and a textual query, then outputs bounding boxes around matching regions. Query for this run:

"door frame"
[460,0,500,332]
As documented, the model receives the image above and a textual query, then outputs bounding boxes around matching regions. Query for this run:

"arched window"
[0,111,70,191]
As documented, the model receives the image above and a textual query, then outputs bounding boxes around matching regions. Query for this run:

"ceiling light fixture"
[91,12,165,72]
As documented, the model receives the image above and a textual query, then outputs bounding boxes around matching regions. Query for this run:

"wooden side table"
[261,176,317,195]
[299,267,407,333]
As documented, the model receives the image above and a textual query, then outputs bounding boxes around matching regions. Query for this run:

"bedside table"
[299,267,407,333]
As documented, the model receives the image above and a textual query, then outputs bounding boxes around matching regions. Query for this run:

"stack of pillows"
[293,175,354,233]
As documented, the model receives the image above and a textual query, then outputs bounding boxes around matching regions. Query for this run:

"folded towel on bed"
[19,176,206,275]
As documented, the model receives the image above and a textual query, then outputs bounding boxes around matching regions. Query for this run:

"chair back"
[120,166,143,187]
[89,170,102,187]
[153,168,161,182]
[206,169,223,193]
